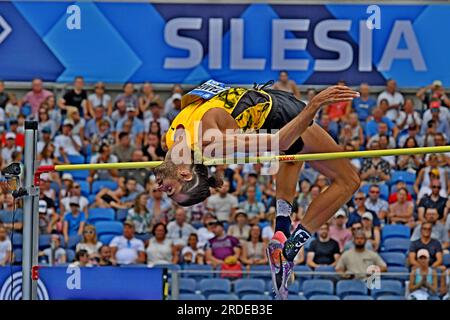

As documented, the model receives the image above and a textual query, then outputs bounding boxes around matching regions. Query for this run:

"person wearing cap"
[38,199,51,234]
[1,132,17,163]
[197,214,219,249]
[361,212,381,251]
[408,248,438,300]
[409,221,444,270]
[111,220,146,265]
[388,187,415,228]
[329,209,352,252]
[206,181,238,223]
[307,222,340,269]
[205,220,241,268]
[166,93,182,124]
[420,99,450,139]
[62,196,86,244]
[376,78,404,121]
[416,80,450,109]
[53,119,82,157]
[227,209,251,242]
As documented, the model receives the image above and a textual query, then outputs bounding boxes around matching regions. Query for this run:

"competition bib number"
[187,79,229,100]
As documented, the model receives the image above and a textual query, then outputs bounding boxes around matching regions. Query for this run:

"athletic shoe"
[283,224,311,262]
[267,231,294,300]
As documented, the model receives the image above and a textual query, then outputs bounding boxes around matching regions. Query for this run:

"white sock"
[276,199,292,217]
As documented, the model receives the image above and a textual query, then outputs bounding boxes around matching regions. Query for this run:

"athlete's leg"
[283,123,360,261]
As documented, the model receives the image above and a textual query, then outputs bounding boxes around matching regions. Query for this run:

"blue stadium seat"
[67,155,86,164]
[302,279,334,298]
[66,249,75,262]
[13,248,22,264]
[443,253,450,268]
[87,208,115,224]
[294,265,314,283]
[198,279,231,297]
[381,225,410,243]
[50,182,61,195]
[385,266,410,282]
[336,280,368,298]
[88,194,96,205]
[248,264,272,280]
[309,294,340,300]
[389,170,416,186]
[179,278,197,294]
[371,280,403,298]
[343,295,374,300]
[116,209,129,222]
[288,295,307,300]
[381,238,411,254]
[380,252,406,267]
[179,293,205,300]
[183,264,214,281]
[241,294,271,300]
[66,234,82,249]
[92,180,119,194]
[99,234,115,245]
[288,280,300,294]
[377,295,406,300]
[76,180,90,197]
[95,221,123,237]
[70,170,90,181]
[234,279,266,297]
[313,265,338,281]
[10,233,22,249]
[208,294,238,300]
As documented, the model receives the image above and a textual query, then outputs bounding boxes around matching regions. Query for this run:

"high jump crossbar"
[37,146,450,172]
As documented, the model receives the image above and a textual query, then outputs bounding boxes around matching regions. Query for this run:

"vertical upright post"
[22,121,39,300]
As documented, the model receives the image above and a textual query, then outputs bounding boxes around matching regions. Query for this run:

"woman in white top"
[241,225,267,266]
[76,224,103,259]
[181,233,205,264]
[146,223,178,266]
[87,82,112,117]
[227,210,251,242]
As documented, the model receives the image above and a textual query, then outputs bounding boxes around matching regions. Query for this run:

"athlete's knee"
[335,165,360,194]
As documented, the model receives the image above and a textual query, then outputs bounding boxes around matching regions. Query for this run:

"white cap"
[432,80,442,87]
[6,132,16,140]
[38,200,48,214]
[63,119,74,126]
[69,196,80,206]
[62,173,73,181]
[171,93,182,101]
[40,173,50,182]
[417,248,430,259]
[334,209,346,218]
[362,212,373,221]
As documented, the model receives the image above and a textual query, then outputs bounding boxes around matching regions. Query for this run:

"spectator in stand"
[89,143,119,183]
[60,181,89,215]
[307,223,340,269]
[0,226,11,266]
[164,84,184,114]
[361,212,381,251]
[86,82,112,117]
[76,224,103,260]
[37,107,57,138]
[98,245,116,266]
[205,221,241,268]
[114,82,138,109]
[347,191,381,228]
[408,248,439,300]
[388,187,415,227]
[146,222,177,266]
[296,180,311,217]
[343,222,374,251]
[416,80,450,109]
[68,108,85,141]
[112,132,135,162]
[38,199,52,235]
[126,193,152,240]
[146,187,171,225]
[145,102,170,135]
[415,155,448,200]
[0,80,8,109]
[138,82,161,118]
[166,93,182,124]
[352,83,376,122]
[2,118,25,149]
[38,233,66,266]
[364,184,389,222]
[330,209,352,252]
[433,133,450,167]
[167,207,197,250]
[197,214,218,249]
[142,132,165,161]
[360,142,392,185]
[239,186,266,224]
[409,222,444,269]
[417,178,448,223]
[5,93,20,119]
[54,119,82,157]
[39,173,57,203]
[116,106,144,148]
[70,249,94,267]
[367,121,397,149]
[365,107,396,139]
[120,151,149,188]
[84,105,112,140]
[21,78,53,117]
[377,79,404,121]
[62,197,86,244]
[397,137,423,172]
[318,113,339,142]
[59,76,88,118]
[411,208,448,244]
[398,124,425,148]
[181,233,205,264]
[120,178,142,205]
[227,210,251,242]
[206,181,238,223]
[420,100,450,139]
[272,70,301,99]
[336,230,386,280]
[110,221,146,265]
[240,225,267,266]
[94,186,129,210]
[388,180,413,204]
[111,98,127,125]
[1,132,18,164]
[396,98,422,131]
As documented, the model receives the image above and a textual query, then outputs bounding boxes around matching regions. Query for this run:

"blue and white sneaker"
[283,224,311,262]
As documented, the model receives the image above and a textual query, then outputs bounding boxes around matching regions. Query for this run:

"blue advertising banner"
[0,266,164,300]
[0,1,449,86]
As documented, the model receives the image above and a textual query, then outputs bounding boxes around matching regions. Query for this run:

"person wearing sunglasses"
[343,222,374,252]
[417,178,448,223]
[409,221,444,270]
[364,185,389,222]
[76,224,103,261]
[411,208,447,245]
[196,213,218,249]
[347,191,381,229]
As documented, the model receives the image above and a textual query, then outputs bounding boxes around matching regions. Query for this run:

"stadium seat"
[92,180,119,194]
[13,249,22,264]
[116,209,129,222]
[66,234,82,249]
[288,280,300,294]
[389,170,416,186]
[385,266,410,282]
[70,170,90,181]
[66,249,75,262]
[179,278,197,294]
[309,294,340,300]
[208,294,238,300]
[241,294,271,300]
[288,295,307,300]
[302,279,334,298]
[377,295,406,300]
[343,295,374,300]
[94,221,123,237]
[443,253,450,268]
[336,280,368,298]
[87,208,115,224]
[313,265,338,281]
[99,234,115,245]
[381,238,411,254]
[10,233,22,249]
[178,293,205,300]
[294,265,314,283]
[371,280,403,298]
[66,155,86,164]
[248,264,272,280]
[50,182,61,195]
[234,279,266,297]
[380,252,406,267]
[381,225,410,243]
[198,279,231,297]
[183,264,214,281]
[76,180,90,197]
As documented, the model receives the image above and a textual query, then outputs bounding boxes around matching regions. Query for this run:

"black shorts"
[261,89,308,154]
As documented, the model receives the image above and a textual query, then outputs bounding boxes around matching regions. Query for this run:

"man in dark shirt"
[306,223,340,268]
[59,76,87,117]
[409,222,444,269]
[417,179,448,222]
[0,80,8,109]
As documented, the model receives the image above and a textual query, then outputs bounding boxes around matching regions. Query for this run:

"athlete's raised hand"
[310,85,359,108]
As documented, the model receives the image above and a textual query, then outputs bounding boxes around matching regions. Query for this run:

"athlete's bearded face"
[154,160,191,204]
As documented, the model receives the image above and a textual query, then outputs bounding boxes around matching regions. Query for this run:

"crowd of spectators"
[0,73,449,299]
